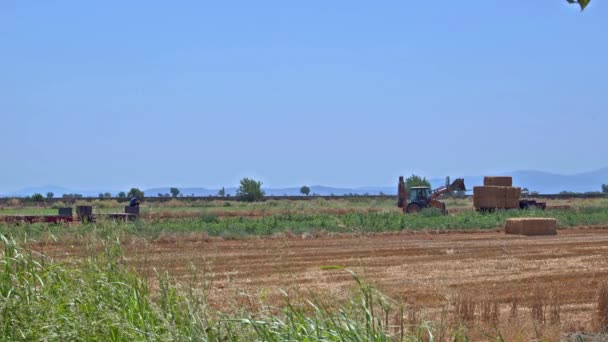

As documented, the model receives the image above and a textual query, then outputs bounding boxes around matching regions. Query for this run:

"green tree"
[128,188,144,199]
[32,193,44,203]
[117,191,127,198]
[218,187,226,197]
[602,184,608,194]
[300,186,311,196]
[104,192,112,198]
[405,174,431,191]
[236,178,265,202]
[170,187,180,198]
[46,192,54,199]
[445,176,450,188]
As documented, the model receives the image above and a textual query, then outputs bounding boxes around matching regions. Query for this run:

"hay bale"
[474,186,507,209]
[504,187,521,209]
[474,186,522,209]
[505,218,557,236]
[484,176,513,187]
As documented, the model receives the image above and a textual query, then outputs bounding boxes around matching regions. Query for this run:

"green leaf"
[567,0,591,10]
[579,0,590,10]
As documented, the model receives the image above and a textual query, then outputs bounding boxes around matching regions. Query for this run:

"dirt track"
[45,227,608,326]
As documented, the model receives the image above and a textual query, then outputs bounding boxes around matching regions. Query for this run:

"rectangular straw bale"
[504,187,521,209]
[505,218,557,236]
[474,186,507,209]
[484,176,513,187]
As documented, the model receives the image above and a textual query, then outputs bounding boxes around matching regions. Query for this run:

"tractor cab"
[409,186,432,208]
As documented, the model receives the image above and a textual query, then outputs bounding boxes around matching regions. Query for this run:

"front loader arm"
[431,178,466,201]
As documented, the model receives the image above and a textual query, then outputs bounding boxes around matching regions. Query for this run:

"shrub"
[236,178,265,202]
[31,193,44,203]
[51,201,68,209]
[128,188,144,199]
[199,213,218,223]
[7,198,21,207]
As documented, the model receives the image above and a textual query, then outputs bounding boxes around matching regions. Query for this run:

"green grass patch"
[320,265,346,270]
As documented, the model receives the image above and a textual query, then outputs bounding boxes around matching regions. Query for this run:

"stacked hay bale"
[473,176,521,210]
[505,218,557,236]
[483,176,512,186]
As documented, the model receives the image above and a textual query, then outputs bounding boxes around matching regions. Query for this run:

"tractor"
[397,177,466,214]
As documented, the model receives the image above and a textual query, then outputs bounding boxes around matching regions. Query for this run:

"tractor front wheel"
[406,203,422,214]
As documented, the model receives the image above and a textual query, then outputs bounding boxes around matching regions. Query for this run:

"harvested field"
[42,227,608,331]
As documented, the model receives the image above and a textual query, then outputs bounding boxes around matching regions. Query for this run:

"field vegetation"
[1,197,607,239]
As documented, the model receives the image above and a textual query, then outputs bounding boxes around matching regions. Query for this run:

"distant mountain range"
[2,167,608,197]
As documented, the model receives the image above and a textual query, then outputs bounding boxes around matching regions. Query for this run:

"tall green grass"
[0,235,212,340]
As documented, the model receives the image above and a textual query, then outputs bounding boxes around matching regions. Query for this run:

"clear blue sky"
[1,1,606,192]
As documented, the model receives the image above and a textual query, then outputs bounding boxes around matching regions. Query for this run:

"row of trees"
[29,176,608,203]
[28,175,444,203]
[161,180,311,201]
[37,188,145,201]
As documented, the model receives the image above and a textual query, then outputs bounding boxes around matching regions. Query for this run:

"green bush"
[51,201,68,209]
[237,178,265,202]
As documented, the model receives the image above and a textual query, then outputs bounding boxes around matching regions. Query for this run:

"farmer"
[129,196,141,207]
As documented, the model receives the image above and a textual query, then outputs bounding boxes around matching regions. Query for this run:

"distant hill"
[269,168,608,195]
[2,167,607,197]
[3,186,121,198]
[437,167,608,194]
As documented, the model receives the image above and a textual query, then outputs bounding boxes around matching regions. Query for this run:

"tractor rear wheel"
[406,203,422,214]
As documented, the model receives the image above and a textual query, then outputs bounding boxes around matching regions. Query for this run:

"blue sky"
[1,1,606,192]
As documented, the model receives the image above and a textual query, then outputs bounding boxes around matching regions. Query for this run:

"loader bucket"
[450,178,466,192]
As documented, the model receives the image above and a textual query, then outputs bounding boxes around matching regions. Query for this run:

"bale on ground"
[484,176,513,187]
[504,218,557,236]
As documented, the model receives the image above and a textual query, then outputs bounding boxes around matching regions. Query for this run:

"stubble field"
[39,225,608,339]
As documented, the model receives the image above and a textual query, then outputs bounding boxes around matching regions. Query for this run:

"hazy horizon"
[2,166,607,196]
